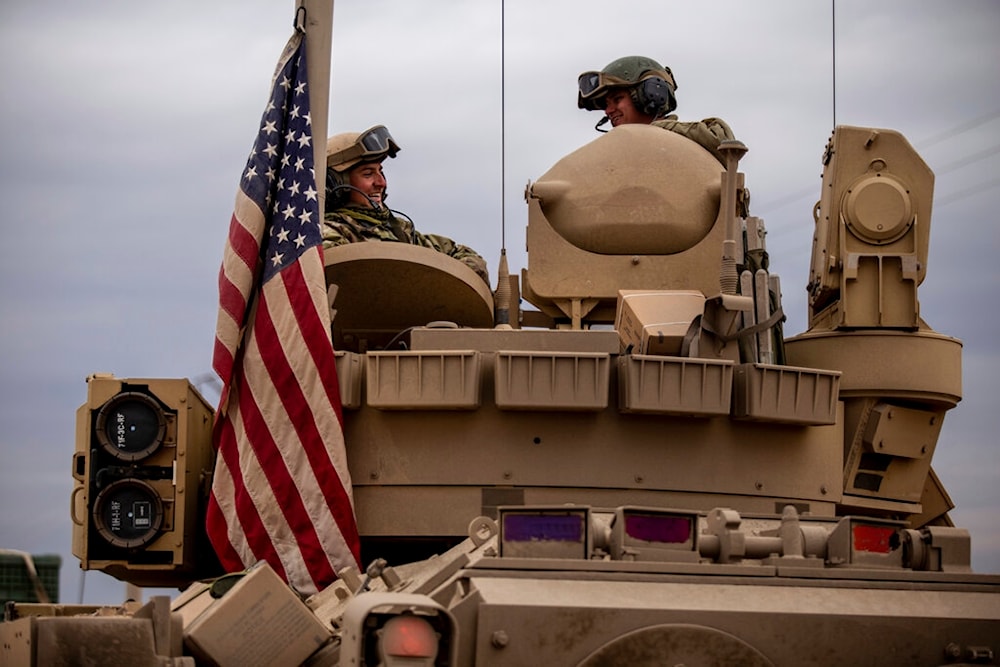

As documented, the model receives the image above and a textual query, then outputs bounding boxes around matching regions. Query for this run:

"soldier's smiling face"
[604,88,654,127]
[348,161,387,208]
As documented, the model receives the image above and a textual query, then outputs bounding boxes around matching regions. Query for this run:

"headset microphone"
[330,184,383,211]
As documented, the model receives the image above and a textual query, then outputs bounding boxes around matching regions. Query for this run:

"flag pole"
[297,0,333,218]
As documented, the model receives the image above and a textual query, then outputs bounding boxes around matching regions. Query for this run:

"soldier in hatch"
[576,55,736,166]
[321,125,489,284]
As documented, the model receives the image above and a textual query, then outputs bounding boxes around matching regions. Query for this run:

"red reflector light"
[624,513,692,544]
[380,614,438,659]
[853,524,896,554]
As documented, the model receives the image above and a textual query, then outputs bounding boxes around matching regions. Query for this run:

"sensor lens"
[94,392,167,461]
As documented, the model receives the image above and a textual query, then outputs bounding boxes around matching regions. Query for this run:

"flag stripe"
[281,254,359,546]
[218,213,261,310]
[248,284,338,589]
[206,415,271,574]
[214,208,263,382]
[212,336,235,388]
[235,349,319,587]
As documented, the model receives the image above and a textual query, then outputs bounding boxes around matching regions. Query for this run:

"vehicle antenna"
[501,0,506,253]
[831,0,837,129]
[495,0,512,326]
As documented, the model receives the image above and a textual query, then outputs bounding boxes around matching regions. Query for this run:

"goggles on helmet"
[577,71,633,100]
[328,125,400,168]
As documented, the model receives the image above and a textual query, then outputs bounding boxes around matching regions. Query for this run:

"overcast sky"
[1,0,997,605]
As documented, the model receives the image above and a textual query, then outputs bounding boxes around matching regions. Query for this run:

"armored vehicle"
[5,122,993,667]
[4,8,999,667]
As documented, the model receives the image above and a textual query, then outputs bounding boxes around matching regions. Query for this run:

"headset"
[632,73,677,117]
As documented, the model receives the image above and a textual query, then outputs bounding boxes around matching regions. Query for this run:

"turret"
[786,126,961,524]
[521,123,729,327]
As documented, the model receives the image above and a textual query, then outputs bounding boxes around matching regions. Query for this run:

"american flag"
[206,30,360,595]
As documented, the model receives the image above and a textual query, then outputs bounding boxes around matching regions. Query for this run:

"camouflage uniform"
[322,205,490,285]
[652,116,735,166]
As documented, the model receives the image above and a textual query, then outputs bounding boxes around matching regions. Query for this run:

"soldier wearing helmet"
[578,56,737,166]
[322,125,489,284]
[577,55,678,128]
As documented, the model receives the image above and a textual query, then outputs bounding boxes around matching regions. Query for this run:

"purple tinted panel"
[625,514,692,544]
[503,513,584,542]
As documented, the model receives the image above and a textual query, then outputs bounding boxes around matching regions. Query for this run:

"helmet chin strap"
[595,116,610,133]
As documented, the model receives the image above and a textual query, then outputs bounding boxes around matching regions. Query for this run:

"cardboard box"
[615,290,705,356]
[183,563,331,667]
[169,581,214,627]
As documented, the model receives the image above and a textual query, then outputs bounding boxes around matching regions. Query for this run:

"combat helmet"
[326,124,400,173]
[577,55,678,117]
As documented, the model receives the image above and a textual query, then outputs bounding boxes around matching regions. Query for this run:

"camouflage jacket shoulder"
[652,115,736,165]
[322,207,490,284]
[321,207,417,247]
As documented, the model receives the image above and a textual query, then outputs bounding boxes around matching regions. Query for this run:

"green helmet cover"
[602,55,669,85]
